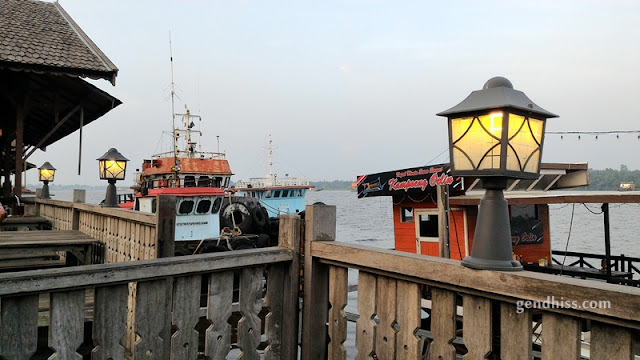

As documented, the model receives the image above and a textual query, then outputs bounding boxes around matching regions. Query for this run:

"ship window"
[198,176,210,187]
[266,191,272,198]
[211,198,222,213]
[224,178,230,187]
[184,176,196,187]
[151,199,157,214]
[212,177,221,187]
[252,192,256,197]
[418,214,439,237]
[274,190,281,198]
[511,204,538,220]
[178,200,194,214]
[196,199,211,214]
[401,207,413,223]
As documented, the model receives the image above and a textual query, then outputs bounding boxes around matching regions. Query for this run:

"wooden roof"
[450,191,640,206]
[0,0,118,85]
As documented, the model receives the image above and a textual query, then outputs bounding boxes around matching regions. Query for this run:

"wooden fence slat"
[590,321,634,360]
[541,312,581,360]
[264,264,285,360]
[355,271,377,360]
[328,265,348,360]
[375,276,397,359]
[500,302,532,360]
[92,284,128,360]
[0,295,39,360]
[171,275,201,360]
[49,290,85,360]
[278,215,302,360]
[134,279,172,359]
[463,295,491,360]
[395,280,420,360]
[206,271,233,360]
[429,288,457,360]
[237,267,264,360]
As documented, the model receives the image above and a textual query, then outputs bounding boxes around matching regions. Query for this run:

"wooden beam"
[22,104,81,162]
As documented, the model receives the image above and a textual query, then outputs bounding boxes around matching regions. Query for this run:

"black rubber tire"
[230,236,256,250]
[250,204,268,230]
[220,202,253,234]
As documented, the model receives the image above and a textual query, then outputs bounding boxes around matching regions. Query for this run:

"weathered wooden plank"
[92,284,128,360]
[206,271,234,360]
[0,248,292,296]
[171,275,201,360]
[429,287,457,360]
[355,272,377,360]
[395,280,420,360]
[311,241,640,328]
[499,302,532,360]
[264,264,285,360]
[278,215,302,360]
[375,276,397,359]
[328,265,348,360]
[49,290,85,360]
[0,295,39,360]
[463,295,491,360]
[541,312,580,360]
[134,279,172,360]
[238,267,264,360]
[590,321,634,360]
[301,203,336,360]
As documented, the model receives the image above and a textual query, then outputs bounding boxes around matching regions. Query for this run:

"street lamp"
[38,161,56,199]
[437,76,558,271]
[97,148,129,208]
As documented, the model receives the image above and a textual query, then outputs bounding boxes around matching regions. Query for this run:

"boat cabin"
[357,163,590,264]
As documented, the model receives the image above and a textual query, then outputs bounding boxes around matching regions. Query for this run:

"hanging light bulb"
[595,135,598,140]
[560,135,564,140]
[578,135,581,140]
[617,134,620,139]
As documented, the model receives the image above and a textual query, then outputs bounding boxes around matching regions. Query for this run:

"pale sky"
[25,0,640,186]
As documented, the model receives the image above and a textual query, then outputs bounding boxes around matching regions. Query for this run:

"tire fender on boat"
[221,202,253,233]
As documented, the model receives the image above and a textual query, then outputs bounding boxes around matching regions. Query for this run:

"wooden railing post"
[155,195,176,258]
[71,189,85,230]
[276,214,302,359]
[301,203,336,360]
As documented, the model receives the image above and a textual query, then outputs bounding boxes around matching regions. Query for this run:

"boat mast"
[169,34,179,185]
[268,135,275,185]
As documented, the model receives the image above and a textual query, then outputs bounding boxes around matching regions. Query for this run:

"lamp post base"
[41,181,51,199]
[461,177,523,272]
[102,180,119,208]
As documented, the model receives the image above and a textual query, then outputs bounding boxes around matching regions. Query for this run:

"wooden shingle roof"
[0,0,118,84]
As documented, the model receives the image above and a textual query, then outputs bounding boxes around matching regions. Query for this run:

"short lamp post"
[437,77,558,271]
[38,162,56,199]
[97,148,129,208]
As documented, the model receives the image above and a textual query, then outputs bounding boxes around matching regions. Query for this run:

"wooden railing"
[302,204,640,359]
[553,250,640,284]
[0,216,301,360]
[36,195,174,262]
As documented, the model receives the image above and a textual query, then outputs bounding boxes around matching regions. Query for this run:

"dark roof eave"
[0,61,117,85]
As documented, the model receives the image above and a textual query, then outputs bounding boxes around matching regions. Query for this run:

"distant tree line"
[310,180,353,190]
[585,165,639,190]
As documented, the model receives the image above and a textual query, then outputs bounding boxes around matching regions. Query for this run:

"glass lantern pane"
[100,160,126,180]
[451,113,503,171]
[506,114,543,172]
[39,169,55,182]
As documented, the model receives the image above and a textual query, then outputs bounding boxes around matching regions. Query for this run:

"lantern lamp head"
[437,76,558,180]
[38,162,56,182]
[97,148,129,181]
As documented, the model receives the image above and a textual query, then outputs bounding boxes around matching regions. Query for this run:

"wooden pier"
[0,199,638,359]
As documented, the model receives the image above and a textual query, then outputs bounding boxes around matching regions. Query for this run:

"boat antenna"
[268,135,274,185]
[169,33,179,185]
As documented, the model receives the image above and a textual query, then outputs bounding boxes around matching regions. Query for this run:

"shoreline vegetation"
[25,166,639,191]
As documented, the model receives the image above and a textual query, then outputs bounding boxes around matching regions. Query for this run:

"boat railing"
[552,250,640,284]
[302,203,640,359]
[152,150,226,160]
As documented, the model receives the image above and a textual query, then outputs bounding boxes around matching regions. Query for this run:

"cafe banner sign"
[357,164,463,198]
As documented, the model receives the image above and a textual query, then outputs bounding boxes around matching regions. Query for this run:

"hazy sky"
[25,0,640,186]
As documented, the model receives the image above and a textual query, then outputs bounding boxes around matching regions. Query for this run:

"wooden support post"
[437,185,450,258]
[71,189,85,231]
[602,203,612,281]
[14,105,25,200]
[301,203,336,360]
[278,214,302,359]
[155,195,176,258]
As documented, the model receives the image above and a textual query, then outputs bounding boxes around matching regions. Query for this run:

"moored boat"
[234,135,313,218]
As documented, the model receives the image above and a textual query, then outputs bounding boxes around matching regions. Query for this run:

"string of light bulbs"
[546,130,640,140]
